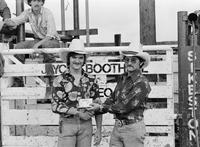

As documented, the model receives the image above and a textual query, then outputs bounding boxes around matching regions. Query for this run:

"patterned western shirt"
[51,70,99,117]
[102,69,151,120]
[11,7,60,40]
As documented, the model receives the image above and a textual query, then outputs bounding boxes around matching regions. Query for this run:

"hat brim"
[121,52,150,68]
[59,49,88,63]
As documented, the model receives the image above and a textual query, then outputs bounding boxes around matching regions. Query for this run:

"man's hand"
[88,103,101,111]
[4,19,17,29]
[78,111,93,120]
[93,129,102,146]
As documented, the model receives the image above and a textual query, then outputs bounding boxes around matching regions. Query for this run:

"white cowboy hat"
[59,39,88,63]
[121,43,150,68]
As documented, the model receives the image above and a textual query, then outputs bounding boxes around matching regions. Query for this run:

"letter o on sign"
[94,64,102,73]
[104,88,112,97]
[103,64,111,73]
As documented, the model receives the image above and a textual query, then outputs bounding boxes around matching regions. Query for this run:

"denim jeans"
[110,120,146,147]
[58,116,93,147]
[15,39,60,63]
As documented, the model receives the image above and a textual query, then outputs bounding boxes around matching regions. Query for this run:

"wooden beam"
[57,28,98,36]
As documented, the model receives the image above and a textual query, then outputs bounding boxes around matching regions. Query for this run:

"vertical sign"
[179,46,200,147]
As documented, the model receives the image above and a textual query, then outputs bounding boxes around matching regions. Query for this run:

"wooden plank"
[1,84,173,100]
[4,61,173,77]
[2,110,59,125]
[144,136,174,147]
[2,133,174,147]
[144,109,176,125]
[1,87,47,100]
[57,28,98,36]
[146,126,174,134]
[3,136,58,147]
[2,109,175,126]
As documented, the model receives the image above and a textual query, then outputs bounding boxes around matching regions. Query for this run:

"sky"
[5,0,200,44]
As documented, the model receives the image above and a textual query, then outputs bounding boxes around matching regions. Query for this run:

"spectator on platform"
[90,43,151,147]
[4,0,60,63]
[51,39,102,147]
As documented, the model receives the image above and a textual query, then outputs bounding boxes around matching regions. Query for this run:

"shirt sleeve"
[46,9,58,39]
[11,10,29,26]
[51,76,70,114]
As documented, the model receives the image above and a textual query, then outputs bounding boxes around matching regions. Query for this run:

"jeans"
[15,39,60,63]
[110,120,146,147]
[58,116,93,147]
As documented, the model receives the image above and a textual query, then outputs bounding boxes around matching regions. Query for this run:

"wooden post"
[139,0,156,45]
[16,0,25,42]
[73,0,79,38]
[85,0,90,47]
[114,34,121,46]
[178,11,200,147]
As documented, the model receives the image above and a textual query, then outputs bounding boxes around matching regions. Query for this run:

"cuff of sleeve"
[67,107,79,115]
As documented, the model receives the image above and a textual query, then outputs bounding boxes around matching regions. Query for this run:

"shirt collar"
[123,69,142,82]
[63,69,88,78]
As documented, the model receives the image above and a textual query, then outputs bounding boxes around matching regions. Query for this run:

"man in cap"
[51,39,102,147]
[90,43,151,147]
[4,0,60,63]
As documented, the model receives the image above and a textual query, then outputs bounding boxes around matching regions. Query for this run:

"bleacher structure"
[0,44,177,147]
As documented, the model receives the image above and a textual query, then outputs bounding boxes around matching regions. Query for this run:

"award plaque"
[78,98,93,108]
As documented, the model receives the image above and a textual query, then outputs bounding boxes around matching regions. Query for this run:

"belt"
[115,118,142,127]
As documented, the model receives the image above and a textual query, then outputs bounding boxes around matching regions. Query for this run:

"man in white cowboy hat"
[4,0,60,63]
[51,39,102,147]
[90,42,151,147]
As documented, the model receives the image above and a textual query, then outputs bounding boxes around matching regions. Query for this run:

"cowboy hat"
[121,43,150,68]
[59,39,88,63]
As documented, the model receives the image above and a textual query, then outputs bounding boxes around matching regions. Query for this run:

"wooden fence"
[0,43,177,147]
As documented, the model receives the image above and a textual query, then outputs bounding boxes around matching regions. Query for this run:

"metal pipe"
[61,0,66,33]
[0,45,176,55]
[85,0,90,46]
[16,0,25,42]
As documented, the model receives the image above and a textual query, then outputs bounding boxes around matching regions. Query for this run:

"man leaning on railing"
[4,0,60,63]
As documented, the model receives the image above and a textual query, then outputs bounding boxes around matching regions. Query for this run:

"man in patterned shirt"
[51,39,102,147]
[4,0,60,63]
[90,43,151,147]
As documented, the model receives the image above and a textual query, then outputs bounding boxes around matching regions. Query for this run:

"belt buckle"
[116,119,123,127]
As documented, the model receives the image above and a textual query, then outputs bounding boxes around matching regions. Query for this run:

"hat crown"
[69,39,85,51]
[128,42,143,53]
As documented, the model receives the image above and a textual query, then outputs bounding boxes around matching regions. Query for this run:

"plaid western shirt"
[103,69,151,120]
[51,70,99,117]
